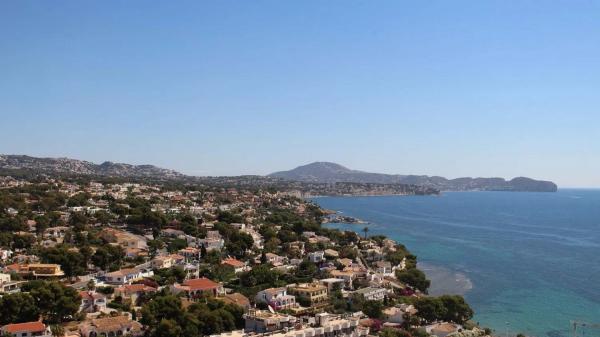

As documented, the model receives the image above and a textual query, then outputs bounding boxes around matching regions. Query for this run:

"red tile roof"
[5,263,22,272]
[182,277,220,291]
[3,321,46,333]
[222,257,245,268]
[118,284,157,294]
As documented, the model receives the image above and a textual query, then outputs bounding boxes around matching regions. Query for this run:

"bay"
[313,190,600,337]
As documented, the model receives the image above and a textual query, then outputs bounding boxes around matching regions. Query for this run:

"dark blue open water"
[313,190,600,337]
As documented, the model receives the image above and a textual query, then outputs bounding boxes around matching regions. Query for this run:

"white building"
[211,312,368,337]
[0,248,13,261]
[353,287,388,301]
[255,287,297,310]
[308,251,326,263]
[0,272,10,284]
[383,304,417,325]
[319,278,346,292]
[104,268,148,285]
[199,237,225,251]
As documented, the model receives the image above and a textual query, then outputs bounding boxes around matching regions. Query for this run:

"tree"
[339,246,358,259]
[200,264,235,283]
[348,293,365,312]
[92,244,124,271]
[13,234,35,249]
[363,226,369,239]
[439,295,473,324]
[414,297,447,324]
[140,295,184,328]
[386,250,406,266]
[200,249,220,265]
[40,247,86,277]
[0,292,40,325]
[216,211,243,224]
[395,269,430,293]
[297,295,312,307]
[67,193,90,207]
[167,238,188,253]
[154,319,183,337]
[330,287,348,314]
[295,260,319,280]
[126,207,166,229]
[408,295,473,325]
[80,245,93,268]
[380,328,412,337]
[276,229,298,244]
[179,214,199,237]
[362,300,384,319]
[93,210,113,225]
[86,279,96,291]
[152,267,187,286]
[22,281,81,323]
[260,251,268,264]
[240,264,282,289]
[69,212,89,231]
[264,238,281,253]
[148,239,165,258]
[225,231,254,258]
[34,215,50,235]
[140,293,244,337]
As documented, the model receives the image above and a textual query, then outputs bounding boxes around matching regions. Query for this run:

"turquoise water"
[313,190,600,337]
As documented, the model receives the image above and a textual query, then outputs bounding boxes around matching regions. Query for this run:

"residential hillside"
[0,155,184,179]
[269,162,558,192]
[0,174,479,337]
[0,155,556,193]
[0,155,439,196]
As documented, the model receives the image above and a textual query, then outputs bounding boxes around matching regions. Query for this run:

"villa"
[255,287,297,310]
[1,322,51,337]
[79,315,143,337]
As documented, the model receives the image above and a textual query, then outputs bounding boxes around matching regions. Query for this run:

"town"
[0,174,484,337]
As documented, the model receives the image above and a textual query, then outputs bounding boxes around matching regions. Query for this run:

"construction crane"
[571,321,600,337]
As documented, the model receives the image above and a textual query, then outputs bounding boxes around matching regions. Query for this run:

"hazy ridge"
[270,162,558,192]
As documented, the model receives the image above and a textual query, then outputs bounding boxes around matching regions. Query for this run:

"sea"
[313,189,600,337]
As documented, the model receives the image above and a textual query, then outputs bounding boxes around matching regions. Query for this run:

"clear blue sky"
[1,1,599,187]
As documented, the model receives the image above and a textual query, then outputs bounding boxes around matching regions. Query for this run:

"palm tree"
[363,226,369,239]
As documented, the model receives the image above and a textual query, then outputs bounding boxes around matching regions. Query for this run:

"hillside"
[269,162,558,192]
[0,155,557,192]
[0,155,183,179]
[0,155,439,196]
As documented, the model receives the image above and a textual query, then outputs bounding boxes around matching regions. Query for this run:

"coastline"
[323,219,473,298]
[308,192,428,198]
[314,191,600,337]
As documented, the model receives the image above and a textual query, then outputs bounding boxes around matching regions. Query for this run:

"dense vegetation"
[0,281,81,325]
[140,293,244,337]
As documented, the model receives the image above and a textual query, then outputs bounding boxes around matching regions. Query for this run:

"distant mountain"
[0,155,558,192]
[269,162,558,192]
[0,155,183,179]
[0,154,440,197]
